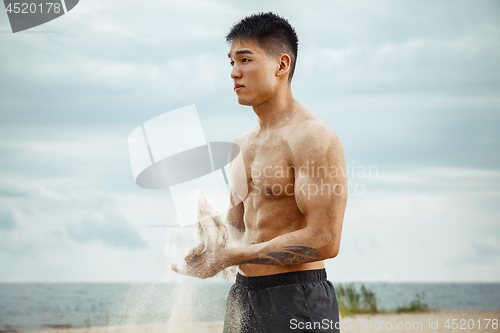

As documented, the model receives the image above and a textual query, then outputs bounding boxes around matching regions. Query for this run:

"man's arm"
[240,123,347,264]
[173,123,347,278]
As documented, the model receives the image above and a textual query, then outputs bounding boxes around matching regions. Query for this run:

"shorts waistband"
[235,269,327,290]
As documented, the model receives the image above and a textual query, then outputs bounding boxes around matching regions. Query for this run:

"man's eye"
[230,61,234,66]
[242,58,249,62]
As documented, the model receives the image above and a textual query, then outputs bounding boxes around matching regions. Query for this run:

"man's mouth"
[234,84,244,92]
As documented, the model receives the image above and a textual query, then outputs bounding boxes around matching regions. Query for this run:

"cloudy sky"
[0,0,499,282]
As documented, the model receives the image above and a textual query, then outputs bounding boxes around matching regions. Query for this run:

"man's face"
[228,39,278,106]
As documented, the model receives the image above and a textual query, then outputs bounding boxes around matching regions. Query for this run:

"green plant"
[336,285,432,316]
[336,284,379,316]
[84,317,91,328]
[396,292,430,313]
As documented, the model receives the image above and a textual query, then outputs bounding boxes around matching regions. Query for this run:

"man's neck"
[253,87,298,131]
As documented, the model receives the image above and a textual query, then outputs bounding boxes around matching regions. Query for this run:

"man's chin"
[236,97,253,106]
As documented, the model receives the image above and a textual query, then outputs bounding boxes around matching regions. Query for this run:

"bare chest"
[230,134,295,200]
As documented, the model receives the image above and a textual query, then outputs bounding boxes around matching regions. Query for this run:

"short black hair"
[226,12,299,82]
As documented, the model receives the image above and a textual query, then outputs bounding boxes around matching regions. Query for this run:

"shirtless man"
[172,13,347,332]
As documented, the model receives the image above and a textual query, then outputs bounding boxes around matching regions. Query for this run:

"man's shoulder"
[286,116,345,171]
[288,118,341,151]
[232,125,259,147]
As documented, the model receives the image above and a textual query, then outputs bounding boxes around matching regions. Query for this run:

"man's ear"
[276,54,291,79]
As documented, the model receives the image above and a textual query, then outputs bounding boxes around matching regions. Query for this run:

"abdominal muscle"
[237,191,325,277]
[239,258,325,277]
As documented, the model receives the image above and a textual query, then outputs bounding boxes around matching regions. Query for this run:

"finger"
[184,246,199,262]
[184,252,194,262]
[171,264,189,276]
[188,247,197,256]
[172,263,204,278]
[187,253,201,264]
[195,243,205,255]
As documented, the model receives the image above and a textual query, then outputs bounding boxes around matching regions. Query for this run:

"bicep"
[293,131,347,238]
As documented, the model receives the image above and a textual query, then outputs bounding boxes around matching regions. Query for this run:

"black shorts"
[223,269,340,333]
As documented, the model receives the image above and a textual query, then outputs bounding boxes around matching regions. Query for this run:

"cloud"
[0,184,28,197]
[0,208,16,229]
[367,167,500,192]
[0,0,499,282]
[66,209,147,249]
[467,239,500,264]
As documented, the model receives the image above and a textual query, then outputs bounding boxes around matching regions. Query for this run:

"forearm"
[224,226,338,267]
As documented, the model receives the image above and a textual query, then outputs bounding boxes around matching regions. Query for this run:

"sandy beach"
[17,311,499,333]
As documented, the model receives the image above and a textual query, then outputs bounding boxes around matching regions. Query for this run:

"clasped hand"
[171,243,228,279]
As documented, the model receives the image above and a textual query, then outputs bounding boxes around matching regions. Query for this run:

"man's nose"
[231,65,241,79]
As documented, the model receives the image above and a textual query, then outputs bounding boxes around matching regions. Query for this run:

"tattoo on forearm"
[241,246,320,266]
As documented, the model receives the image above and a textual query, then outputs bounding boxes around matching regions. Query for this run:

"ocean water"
[344,282,500,312]
[0,283,232,332]
[0,282,499,332]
